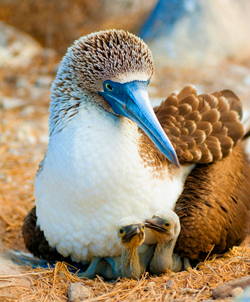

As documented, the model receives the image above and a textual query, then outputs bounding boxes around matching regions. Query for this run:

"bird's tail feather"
[6,250,54,269]
[6,249,90,274]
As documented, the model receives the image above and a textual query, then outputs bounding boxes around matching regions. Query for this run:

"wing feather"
[155,85,244,164]
[174,145,250,260]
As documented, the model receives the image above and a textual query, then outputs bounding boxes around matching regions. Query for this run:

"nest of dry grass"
[0,245,249,301]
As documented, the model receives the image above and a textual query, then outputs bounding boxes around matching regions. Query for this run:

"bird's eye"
[119,228,125,234]
[165,222,170,227]
[141,225,145,230]
[105,83,114,92]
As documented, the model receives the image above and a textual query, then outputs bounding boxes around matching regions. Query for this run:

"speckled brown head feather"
[154,85,244,164]
[49,29,155,135]
[54,29,154,93]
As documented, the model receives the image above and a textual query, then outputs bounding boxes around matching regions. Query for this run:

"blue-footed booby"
[22,29,250,268]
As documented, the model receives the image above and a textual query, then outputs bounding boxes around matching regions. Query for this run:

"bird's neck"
[121,247,141,279]
[150,237,177,274]
[50,76,172,169]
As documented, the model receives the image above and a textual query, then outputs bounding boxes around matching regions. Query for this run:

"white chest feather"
[35,103,193,262]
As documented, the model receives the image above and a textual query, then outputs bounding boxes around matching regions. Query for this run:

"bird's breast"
[35,103,193,261]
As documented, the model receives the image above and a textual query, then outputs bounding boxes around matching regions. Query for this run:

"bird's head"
[51,29,179,166]
[117,216,145,250]
[144,210,180,244]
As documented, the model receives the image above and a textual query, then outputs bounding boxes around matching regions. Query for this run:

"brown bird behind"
[154,85,249,261]
[154,85,244,164]
[174,144,250,261]
[22,85,250,264]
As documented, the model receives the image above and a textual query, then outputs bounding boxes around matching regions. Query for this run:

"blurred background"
[0,0,250,252]
[1,0,250,102]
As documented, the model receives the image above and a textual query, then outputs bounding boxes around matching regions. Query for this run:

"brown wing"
[154,85,244,164]
[174,144,250,261]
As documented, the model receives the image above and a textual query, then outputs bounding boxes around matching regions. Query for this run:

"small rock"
[212,276,250,299]
[165,279,175,289]
[68,282,93,302]
[232,287,244,297]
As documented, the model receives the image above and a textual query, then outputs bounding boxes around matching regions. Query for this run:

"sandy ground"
[0,48,250,301]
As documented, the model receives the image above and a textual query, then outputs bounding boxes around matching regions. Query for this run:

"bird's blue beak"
[99,80,179,167]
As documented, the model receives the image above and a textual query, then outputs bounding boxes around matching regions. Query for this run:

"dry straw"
[0,245,249,301]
